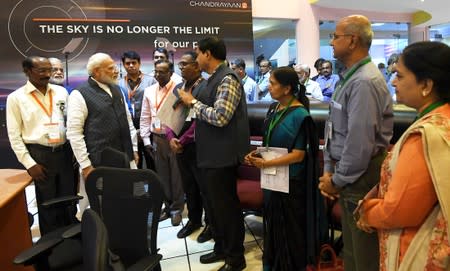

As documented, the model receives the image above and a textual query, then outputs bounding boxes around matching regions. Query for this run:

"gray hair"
[87,53,112,76]
[294,64,310,74]
[343,15,374,49]
[48,57,62,66]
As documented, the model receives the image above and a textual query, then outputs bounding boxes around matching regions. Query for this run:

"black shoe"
[177,221,201,238]
[199,251,225,264]
[159,211,169,222]
[218,261,246,271]
[197,225,212,243]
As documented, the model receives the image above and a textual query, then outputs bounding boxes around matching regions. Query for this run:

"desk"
[0,169,33,271]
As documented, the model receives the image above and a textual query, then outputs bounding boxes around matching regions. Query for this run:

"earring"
[422,91,427,97]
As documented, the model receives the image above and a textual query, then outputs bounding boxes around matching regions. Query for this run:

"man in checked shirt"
[179,37,250,271]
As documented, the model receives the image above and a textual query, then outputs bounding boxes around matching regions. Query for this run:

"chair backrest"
[82,209,109,271]
[100,147,130,168]
[86,167,163,267]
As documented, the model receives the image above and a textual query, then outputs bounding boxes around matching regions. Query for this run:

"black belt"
[152,133,166,138]
[26,142,68,152]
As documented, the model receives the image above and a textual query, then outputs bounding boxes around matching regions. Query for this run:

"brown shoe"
[171,212,182,226]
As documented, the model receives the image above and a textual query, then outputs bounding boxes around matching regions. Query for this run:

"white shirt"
[140,80,176,146]
[242,75,260,103]
[66,78,137,169]
[6,81,68,169]
[304,79,324,101]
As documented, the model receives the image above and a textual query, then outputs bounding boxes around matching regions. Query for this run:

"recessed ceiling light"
[372,23,385,27]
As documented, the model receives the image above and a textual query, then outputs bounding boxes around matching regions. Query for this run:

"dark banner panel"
[1,0,253,168]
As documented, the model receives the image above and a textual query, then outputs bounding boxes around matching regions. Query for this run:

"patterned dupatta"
[378,112,450,271]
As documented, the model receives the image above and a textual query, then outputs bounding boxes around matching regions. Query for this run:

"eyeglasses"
[31,67,52,74]
[329,33,354,40]
[154,70,170,75]
[177,61,196,69]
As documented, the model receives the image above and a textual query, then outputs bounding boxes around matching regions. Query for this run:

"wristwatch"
[190,98,198,107]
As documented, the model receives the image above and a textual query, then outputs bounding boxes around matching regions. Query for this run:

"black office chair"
[86,167,163,270]
[14,147,132,271]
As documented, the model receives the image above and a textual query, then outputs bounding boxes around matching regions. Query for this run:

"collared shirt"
[118,72,154,122]
[192,66,242,128]
[148,72,183,86]
[316,74,340,102]
[166,122,196,146]
[242,74,260,103]
[140,80,177,145]
[6,81,69,169]
[323,57,394,187]
[66,78,137,169]
[257,72,270,100]
[303,78,324,101]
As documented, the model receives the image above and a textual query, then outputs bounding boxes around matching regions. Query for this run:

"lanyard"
[265,97,295,147]
[125,73,142,100]
[31,90,53,121]
[417,101,446,119]
[155,81,173,112]
[332,57,372,100]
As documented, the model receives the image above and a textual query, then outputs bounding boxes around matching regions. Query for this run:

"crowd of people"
[5,13,450,271]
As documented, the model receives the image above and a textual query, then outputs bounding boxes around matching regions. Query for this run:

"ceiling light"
[371,23,385,27]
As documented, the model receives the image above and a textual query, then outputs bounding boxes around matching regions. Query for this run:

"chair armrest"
[41,195,83,207]
[14,237,63,265]
[61,224,82,239]
[126,254,163,271]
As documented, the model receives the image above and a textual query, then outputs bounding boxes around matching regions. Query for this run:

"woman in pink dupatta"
[356,41,450,271]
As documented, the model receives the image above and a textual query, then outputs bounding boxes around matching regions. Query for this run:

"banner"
[0,0,254,168]
[2,0,254,104]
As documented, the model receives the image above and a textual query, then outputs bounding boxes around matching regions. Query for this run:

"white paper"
[156,91,189,135]
[257,147,289,193]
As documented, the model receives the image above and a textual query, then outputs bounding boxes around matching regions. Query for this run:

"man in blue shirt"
[316,60,340,102]
[118,51,155,170]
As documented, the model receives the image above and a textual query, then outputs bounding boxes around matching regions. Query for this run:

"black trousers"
[137,140,155,170]
[26,143,77,235]
[200,166,245,265]
[176,143,208,225]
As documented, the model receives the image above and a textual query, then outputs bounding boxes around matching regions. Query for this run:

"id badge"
[324,121,332,149]
[186,108,196,121]
[45,122,62,144]
[153,117,161,129]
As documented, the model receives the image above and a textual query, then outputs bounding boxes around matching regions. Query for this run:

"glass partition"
[429,22,450,45]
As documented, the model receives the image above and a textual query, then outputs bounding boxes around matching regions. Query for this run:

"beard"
[98,74,118,85]
[49,77,65,86]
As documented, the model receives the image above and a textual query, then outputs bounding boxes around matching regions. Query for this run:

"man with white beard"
[294,64,323,101]
[67,52,138,214]
[48,58,65,86]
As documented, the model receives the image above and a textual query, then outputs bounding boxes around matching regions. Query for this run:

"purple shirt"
[165,121,196,146]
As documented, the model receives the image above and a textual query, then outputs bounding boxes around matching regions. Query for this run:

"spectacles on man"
[177,61,196,69]
[154,69,170,75]
[329,33,354,40]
